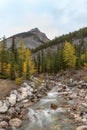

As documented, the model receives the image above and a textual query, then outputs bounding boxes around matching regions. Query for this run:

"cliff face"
[6,28,50,49]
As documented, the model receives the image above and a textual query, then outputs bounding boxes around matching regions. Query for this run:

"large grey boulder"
[0,101,8,113]
[8,94,17,106]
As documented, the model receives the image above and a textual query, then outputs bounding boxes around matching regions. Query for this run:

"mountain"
[33,27,87,53]
[6,28,50,49]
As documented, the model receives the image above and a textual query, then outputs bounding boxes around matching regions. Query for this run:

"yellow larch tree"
[63,41,76,68]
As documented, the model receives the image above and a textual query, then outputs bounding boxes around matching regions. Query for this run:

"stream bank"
[0,71,87,129]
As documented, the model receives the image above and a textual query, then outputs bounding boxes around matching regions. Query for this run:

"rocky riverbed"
[0,72,87,130]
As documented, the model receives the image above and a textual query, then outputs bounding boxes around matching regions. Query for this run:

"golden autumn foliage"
[63,41,76,68]
[23,49,36,75]
[81,51,87,62]
[17,40,36,79]
[0,62,10,75]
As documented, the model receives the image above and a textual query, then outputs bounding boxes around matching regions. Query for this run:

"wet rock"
[76,125,87,130]
[36,94,42,98]
[9,118,22,128]
[32,98,39,102]
[23,102,33,108]
[51,104,58,110]
[0,121,8,128]
[19,109,28,119]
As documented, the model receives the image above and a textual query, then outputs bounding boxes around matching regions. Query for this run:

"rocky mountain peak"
[30,28,40,33]
[6,28,50,49]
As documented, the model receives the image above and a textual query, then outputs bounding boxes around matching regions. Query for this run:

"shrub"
[15,77,23,85]
[0,74,9,79]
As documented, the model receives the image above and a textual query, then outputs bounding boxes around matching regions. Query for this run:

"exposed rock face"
[6,28,50,49]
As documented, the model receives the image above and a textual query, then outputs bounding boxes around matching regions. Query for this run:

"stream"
[19,85,77,130]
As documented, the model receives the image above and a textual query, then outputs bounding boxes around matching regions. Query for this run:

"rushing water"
[19,85,77,130]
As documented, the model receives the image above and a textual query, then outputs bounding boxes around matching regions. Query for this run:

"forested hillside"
[33,27,87,74]
[32,27,87,52]
[1,27,87,82]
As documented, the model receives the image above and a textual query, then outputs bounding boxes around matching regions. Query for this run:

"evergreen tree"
[10,37,17,80]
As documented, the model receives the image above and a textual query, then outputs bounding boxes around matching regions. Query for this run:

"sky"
[0,0,87,39]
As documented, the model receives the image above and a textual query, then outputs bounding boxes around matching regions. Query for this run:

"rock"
[8,94,17,106]
[79,80,84,84]
[70,78,73,82]
[27,91,32,96]
[36,94,42,98]
[0,102,8,113]
[76,125,87,130]
[33,89,38,94]
[19,87,29,100]
[15,106,21,113]
[23,102,33,108]
[0,101,3,107]
[19,109,28,119]
[85,96,87,99]
[22,99,29,103]
[51,104,58,110]
[0,114,11,122]
[8,107,16,115]
[9,118,22,128]
[10,90,18,96]
[0,121,8,128]
[23,83,33,92]
[82,103,87,107]
[81,118,87,123]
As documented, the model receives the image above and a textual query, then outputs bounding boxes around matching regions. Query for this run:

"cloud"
[0,0,87,39]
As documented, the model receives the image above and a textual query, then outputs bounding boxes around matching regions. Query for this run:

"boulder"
[20,87,28,100]
[0,102,8,113]
[8,94,17,106]
[8,107,16,115]
[9,118,22,128]
[0,121,8,128]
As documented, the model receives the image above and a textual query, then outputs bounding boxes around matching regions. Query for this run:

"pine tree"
[17,38,25,78]
[10,37,17,80]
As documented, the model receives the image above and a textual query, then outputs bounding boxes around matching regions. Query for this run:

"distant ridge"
[32,27,87,53]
